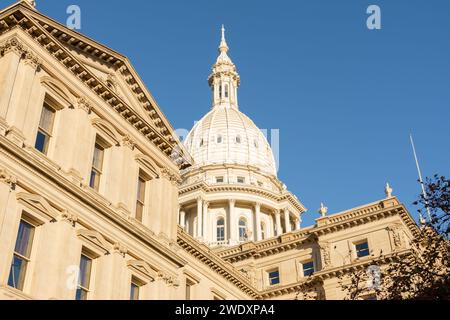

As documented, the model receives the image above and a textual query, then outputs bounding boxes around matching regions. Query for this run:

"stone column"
[203,201,209,242]
[296,215,302,230]
[5,50,40,138]
[196,197,203,239]
[275,210,282,236]
[254,203,262,241]
[179,210,186,228]
[284,208,292,233]
[0,49,21,122]
[229,199,237,245]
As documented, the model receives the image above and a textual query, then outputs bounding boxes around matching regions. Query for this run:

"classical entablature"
[180,180,305,213]
[0,1,192,170]
[257,249,411,299]
[213,198,418,263]
[176,196,420,299]
[176,226,259,298]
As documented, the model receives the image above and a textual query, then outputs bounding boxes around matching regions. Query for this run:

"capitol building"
[0,1,419,300]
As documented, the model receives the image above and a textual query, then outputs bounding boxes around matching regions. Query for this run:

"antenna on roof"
[410,133,432,223]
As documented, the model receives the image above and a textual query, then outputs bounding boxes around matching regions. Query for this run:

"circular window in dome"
[236,135,241,144]
[199,139,204,147]
[254,139,259,148]
[217,135,223,144]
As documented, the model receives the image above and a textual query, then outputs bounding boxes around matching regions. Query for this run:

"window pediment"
[40,76,74,108]
[91,118,121,147]
[16,192,58,222]
[135,154,161,179]
[77,229,111,255]
[127,260,157,281]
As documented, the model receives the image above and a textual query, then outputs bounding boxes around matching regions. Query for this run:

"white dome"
[185,106,277,177]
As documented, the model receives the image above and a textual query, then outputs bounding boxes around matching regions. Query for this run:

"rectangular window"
[268,269,280,286]
[76,253,93,300]
[130,278,140,300]
[136,174,146,222]
[8,220,35,291]
[237,176,245,184]
[34,102,56,155]
[302,261,315,277]
[215,176,224,183]
[89,141,105,191]
[355,241,370,258]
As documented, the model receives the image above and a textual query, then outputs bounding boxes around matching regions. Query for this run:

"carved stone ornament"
[157,271,179,287]
[75,97,92,114]
[61,210,78,226]
[385,182,393,198]
[0,37,41,70]
[161,168,182,185]
[113,242,128,257]
[318,202,328,217]
[387,225,404,250]
[319,242,332,269]
[122,134,136,150]
[0,168,17,189]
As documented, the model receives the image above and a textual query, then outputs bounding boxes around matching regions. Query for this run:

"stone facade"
[0,1,419,300]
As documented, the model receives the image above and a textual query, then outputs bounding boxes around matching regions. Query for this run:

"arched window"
[239,218,248,242]
[199,138,204,147]
[217,135,223,144]
[218,82,222,98]
[235,135,241,144]
[224,84,229,98]
[217,218,225,242]
[261,222,266,240]
[254,139,259,149]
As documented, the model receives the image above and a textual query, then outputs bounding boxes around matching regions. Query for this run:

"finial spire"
[318,202,328,217]
[219,24,229,53]
[208,25,240,110]
[385,182,393,198]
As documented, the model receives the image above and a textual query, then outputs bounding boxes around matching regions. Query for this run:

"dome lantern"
[208,25,241,110]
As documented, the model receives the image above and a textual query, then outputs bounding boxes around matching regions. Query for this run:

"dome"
[184,106,277,177]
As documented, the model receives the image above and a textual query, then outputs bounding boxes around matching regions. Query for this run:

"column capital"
[75,97,93,114]
[203,201,210,208]
[254,202,262,210]
[229,199,236,206]
[196,196,203,202]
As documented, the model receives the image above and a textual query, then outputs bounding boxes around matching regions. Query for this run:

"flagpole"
[410,134,432,223]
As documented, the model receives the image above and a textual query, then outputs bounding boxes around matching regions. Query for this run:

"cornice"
[0,35,41,69]
[179,181,306,212]
[215,201,419,263]
[182,163,290,194]
[258,249,411,299]
[177,227,259,298]
[0,135,187,269]
[0,5,192,170]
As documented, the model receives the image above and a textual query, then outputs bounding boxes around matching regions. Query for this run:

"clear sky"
[8,0,450,227]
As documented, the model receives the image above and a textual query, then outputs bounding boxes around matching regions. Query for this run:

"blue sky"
[9,0,450,227]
